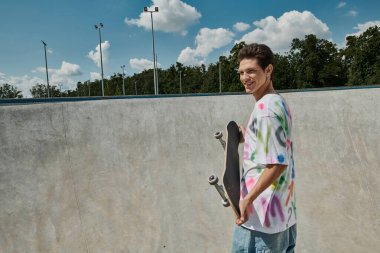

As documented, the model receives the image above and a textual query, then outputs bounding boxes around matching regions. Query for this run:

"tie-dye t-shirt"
[241,93,296,234]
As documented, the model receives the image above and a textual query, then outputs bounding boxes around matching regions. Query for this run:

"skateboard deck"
[223,121,241,218]
[209,121,241,218]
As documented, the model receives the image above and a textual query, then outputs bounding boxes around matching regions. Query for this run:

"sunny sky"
[0,0,379,97]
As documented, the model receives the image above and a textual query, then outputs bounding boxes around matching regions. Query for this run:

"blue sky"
[0,0,379,97]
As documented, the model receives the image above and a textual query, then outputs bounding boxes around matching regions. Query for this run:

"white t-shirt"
[241,94,296,234]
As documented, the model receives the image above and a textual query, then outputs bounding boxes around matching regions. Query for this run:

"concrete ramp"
[0,88,379,252]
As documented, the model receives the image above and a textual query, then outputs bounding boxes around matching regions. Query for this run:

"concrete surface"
[0,88,379,252]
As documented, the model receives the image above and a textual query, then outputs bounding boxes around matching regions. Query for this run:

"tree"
[273,54,295,90]
[201,63,219,93]
[50,31,380,97]
[30,84,60,98]
[343,26,380,85]
[225,42,246,92]
[289,34,347,88]
[154,65,178,94]
[0,83,23,98]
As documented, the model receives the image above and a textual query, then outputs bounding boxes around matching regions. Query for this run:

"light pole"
[144,6,159,95]
[41,40,50,98]
[88,81,91,96]
[179,70,182,94]
[155,53,159,93]
[58,84,62,97]
[94,23,105,96]
[219,57,222,93]
[121,65,126,95]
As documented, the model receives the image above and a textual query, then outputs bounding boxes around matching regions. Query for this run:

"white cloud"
[51,62,82,87]
[129,58,162,72]
[47,48,53,54]
[52,61,82,76]
[236,10,331,52]
[125,0,201,36]
[90,72,102,81]
[337,2,346,8]
[0,61,82,97]
[346,20,380,38]
[1,62,84,97]
[234,22,250,32]
[177,28,235,66]
[221,50,230,57]
[0,73,44,98]
[345,10,358,17]
[33,67,45,74]
[88,41,110,67]
[177,47,200,66]
[36,61,81,76]
[35,61,83,91]
[196,28,235,56]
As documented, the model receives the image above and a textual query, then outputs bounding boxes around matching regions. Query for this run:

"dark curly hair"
[238,43,274,70]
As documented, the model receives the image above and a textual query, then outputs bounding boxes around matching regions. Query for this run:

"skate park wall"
[1,87,379,252]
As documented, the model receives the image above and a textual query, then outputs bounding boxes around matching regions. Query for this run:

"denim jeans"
[231,225,297,253]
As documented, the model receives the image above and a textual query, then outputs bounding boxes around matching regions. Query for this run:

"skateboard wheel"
[222,199,230,207]
[208,174,219,185]
[214,131,223,140]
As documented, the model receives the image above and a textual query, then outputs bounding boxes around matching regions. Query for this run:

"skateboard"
[208,121,241,218]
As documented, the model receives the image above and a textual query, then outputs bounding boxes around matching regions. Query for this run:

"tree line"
[1,26,379,99]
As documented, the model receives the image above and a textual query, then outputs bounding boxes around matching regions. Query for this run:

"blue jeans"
[231,225,297,253]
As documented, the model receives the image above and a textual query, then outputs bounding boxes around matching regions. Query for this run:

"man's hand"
[235,164,287,226]
[238,126,246,143]
[236,196,253,225]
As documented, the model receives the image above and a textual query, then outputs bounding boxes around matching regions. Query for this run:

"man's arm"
[236,164,287,225]
[238,125,246,143]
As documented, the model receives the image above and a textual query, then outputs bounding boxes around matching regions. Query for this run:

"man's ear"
[266,64,273,76]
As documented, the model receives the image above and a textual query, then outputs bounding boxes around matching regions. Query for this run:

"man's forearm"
[245,164,287,203]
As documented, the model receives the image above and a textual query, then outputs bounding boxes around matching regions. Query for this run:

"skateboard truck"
[208,174,230,207]
[209,131,230,207]
[214,131,226,150]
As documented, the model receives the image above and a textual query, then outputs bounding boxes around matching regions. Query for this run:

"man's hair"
[238,43,274,70]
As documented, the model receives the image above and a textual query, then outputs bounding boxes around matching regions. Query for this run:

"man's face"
[238,58,271,95]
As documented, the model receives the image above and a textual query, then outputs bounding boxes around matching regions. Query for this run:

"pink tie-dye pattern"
[248,205,254,214]
[287,139,292,150]
[246,178,255,190]
[286,180,294,206]
[267,157,278,164]
[258,103,265,110]
[243,143,250,159]
[262,195,285,227]
[261,198,269,226]
[270,196,285,222]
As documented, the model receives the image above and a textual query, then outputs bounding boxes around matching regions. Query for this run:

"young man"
[232,43,296,252]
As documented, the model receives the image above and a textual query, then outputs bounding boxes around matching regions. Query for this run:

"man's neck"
[253,82,276,101]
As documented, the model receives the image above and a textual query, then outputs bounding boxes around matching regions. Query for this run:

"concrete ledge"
[0,88,379,252]
[1,84,379,106]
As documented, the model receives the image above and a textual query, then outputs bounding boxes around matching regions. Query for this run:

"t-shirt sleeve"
[254,115,289,165]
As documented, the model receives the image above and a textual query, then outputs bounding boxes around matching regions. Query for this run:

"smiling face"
[239,58,273,100]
